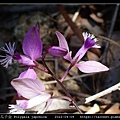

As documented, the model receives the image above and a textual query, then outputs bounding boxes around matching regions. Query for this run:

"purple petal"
[19,68,36,79]
[55,31,72,62]
[48,46,68,57]
[17,55,35,66]
[55,31,69,50]
[22,26,43,60]
[13,52,21,60]
[84,37,95,49]
[76,61,109,73]
[11,78,45,99]
[83,32,101,48]
[16,100,28,109]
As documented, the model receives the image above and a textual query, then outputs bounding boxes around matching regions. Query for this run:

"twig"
[64,7,81,37]
[57,4,84,41]
[68,90,112,105]
[43,73,96,84]
[85,82,120,103]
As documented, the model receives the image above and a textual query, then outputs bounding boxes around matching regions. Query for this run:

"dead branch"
[68,90,112,105]
[85,82,120,104]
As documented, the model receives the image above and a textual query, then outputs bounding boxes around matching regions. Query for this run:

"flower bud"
[48,46,68,57]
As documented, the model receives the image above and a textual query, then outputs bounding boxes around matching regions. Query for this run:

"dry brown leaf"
[105,103,120,114]
[46,98,70,112]
[78,105,91,112]
[87,51,100,61]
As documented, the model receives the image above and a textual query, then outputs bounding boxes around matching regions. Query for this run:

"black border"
[0,0,119,4]
[0,1,119,118]
[0,114,120,119]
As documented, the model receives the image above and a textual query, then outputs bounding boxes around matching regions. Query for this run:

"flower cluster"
[0,22,109,114]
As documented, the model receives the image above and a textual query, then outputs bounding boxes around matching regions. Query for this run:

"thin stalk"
[60,56,79,82]
[33,60,49,73]
[60,64,72,82]
[35,65,49,73]
[40,53,82,114]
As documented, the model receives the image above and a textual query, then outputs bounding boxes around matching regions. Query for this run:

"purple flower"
[9,78,52,114]
[0,22,42,67]
[0,22,43,79]
[55,31,109,73]
[73,32,100,63]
